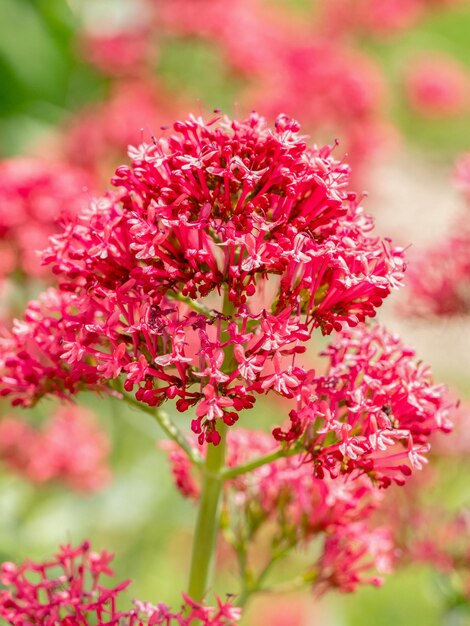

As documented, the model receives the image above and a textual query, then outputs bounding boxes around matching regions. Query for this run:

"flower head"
[2,114,404,445]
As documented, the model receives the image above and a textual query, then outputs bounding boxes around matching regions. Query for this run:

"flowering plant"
[0,113,454,622]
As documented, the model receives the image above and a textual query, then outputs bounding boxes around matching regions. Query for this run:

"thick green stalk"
[187,291,234,601]
[187,423,227,600]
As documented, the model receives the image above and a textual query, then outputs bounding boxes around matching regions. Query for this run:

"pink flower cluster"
[248,43,390,172]
[319,0,454,38]
[0,542,241,625]
[274,323,453,487]
[0,406,111,491]
[63,81,178,183]
[0,158,91,280]
[167,428,395,593]
[404,54,470,119]
[0,114,405,446]
[405,153,470,317]
[156,0,285,77]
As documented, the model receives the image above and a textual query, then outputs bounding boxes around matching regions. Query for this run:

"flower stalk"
[187,423,227,601]
[187,290,235,601]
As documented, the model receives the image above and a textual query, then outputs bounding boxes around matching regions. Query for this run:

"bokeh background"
[1,1,470,624]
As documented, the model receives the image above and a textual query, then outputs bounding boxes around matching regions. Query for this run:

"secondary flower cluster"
[0,542,241,625]
[167,428,395,593]
[0,114,405,446]
[0,158,91,280]
[0,406,111,491]
[274,323,453,487]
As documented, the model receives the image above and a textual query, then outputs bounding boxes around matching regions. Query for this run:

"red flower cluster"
[274,323,453,487]
[0,159,91,280]
[0,114,404,446]
[0,406,111,491]
[0,542,241,626]
[0,289,106,407]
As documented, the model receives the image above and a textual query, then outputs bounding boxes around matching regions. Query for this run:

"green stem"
[236,547,294,608]
[187,289,235,601]
[120,391,203,466]
[258,573,314,595]
[168,291,212,318]
[221,445,299,481]
[187,423,227,601]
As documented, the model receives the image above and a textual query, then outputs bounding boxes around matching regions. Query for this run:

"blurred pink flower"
[404,154,470,317]
[454,151,470,199]
[405,54,470,118]
[0,405,111,492]
[79,30,155,76]
[63,80,177,182]
[316,522,394,593]
[0,158,92,279]
[247,41,390,172]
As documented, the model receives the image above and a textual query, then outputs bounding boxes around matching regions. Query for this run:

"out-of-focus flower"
[404,153,470,317]
[404,54,470,118]
[454,151,470,199]
[1,113,405,447]
[247,42,390,172]
[75,0,156,76]
[0,158,91,280]
[432,397,470,456]
[63,80,176,182]
[0,542,241,625]
[155,0,285,76]
[0,406,111,491]
[319,0,458,39]
[405,227,470,316]
[79,30,155,76]
[316,522,394,593]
